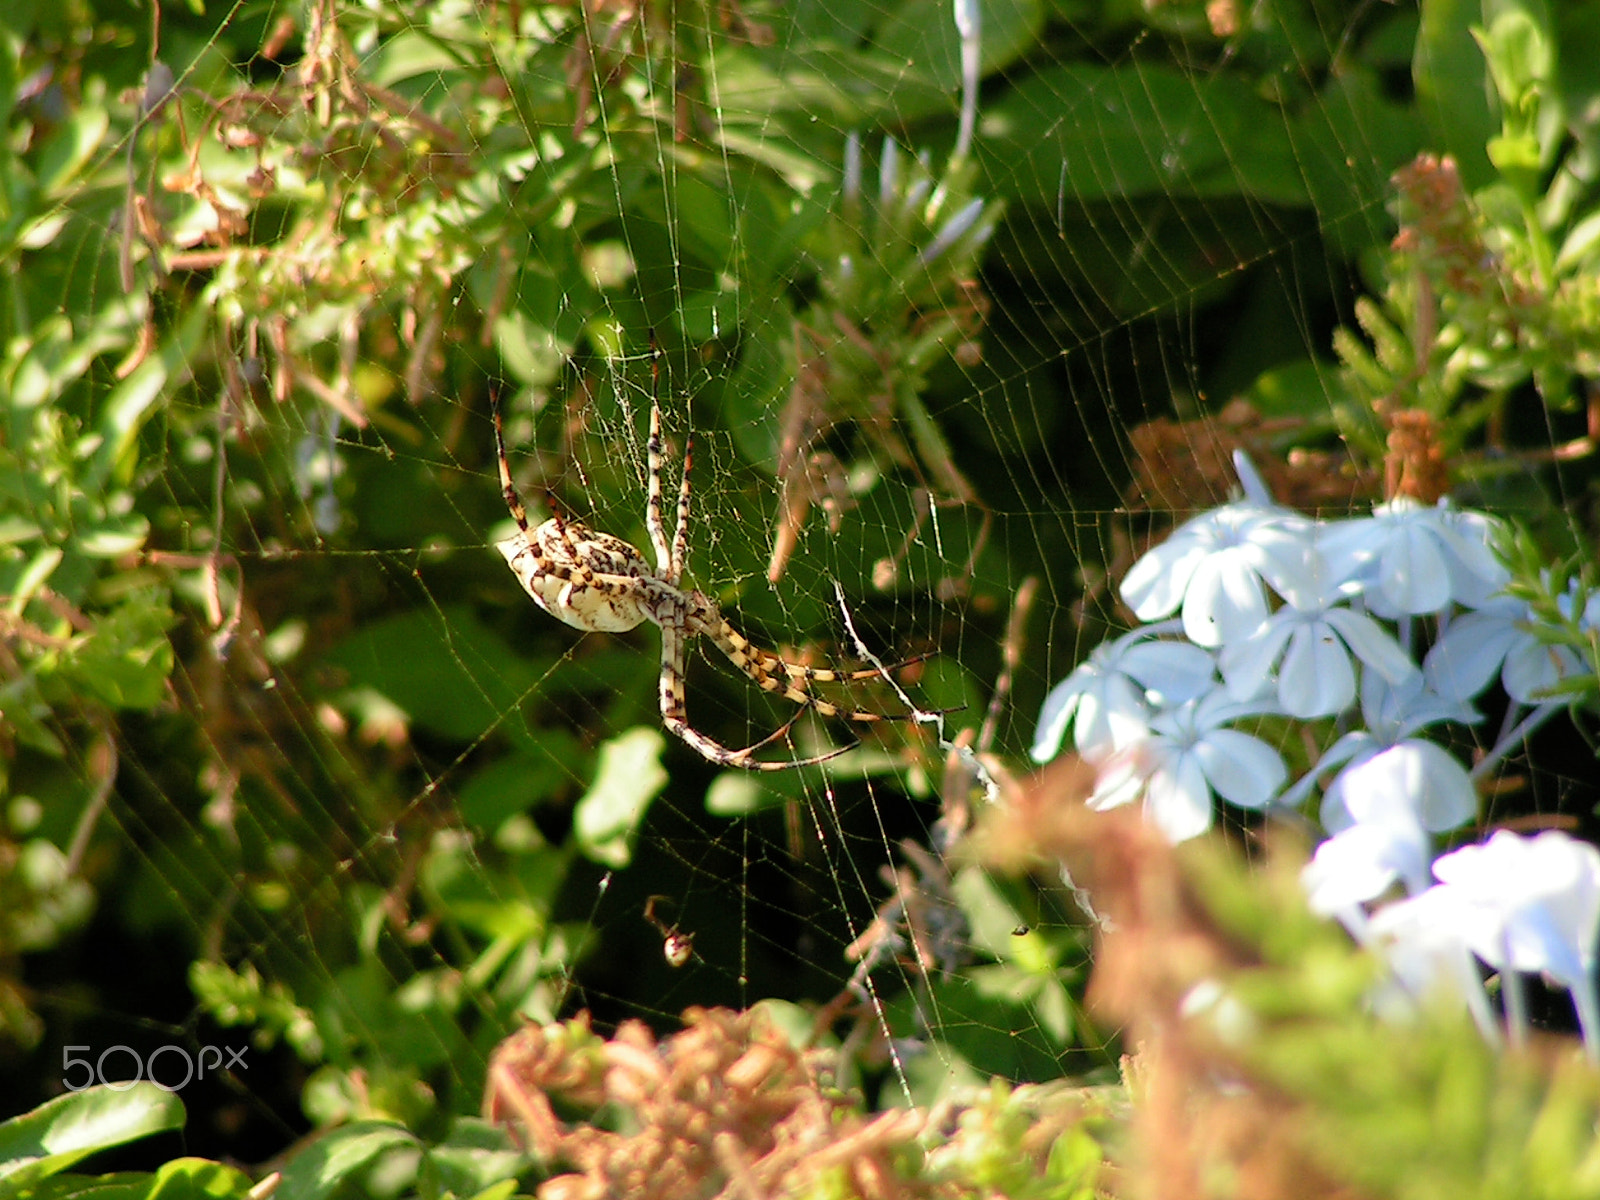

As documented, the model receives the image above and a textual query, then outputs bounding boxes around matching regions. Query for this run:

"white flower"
[1087,690,1286,843]
[1272,672,1476,833]
[1426,581,1597,705]
[1366,884,1501,1041]
[1398,830,1600,1056]
[1325,498,1508,617]
[1220,540,1417,719]
[1302,810,1433,916]
[1430,830,1600,989]
[1120,503,1310,648]
[1319,738,1476,837]
[1031,627,1215,761]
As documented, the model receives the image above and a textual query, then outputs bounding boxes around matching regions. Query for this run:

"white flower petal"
[1121,539,1205,621]
[1145,753,1215,843]
[1279,619,1355,718]
[1119,639,1217,705]
[1303,819,1430,913]
[1431,831,1600,987]
[1074,673,1152,756]
[1194,728,1286,809]
[1377,523,1452,614]
[1434,509,1510,593]
[1088,748,1147,812]
[1502,634,1582,704]
[1425,609,1521,701]
[1220,621,1294,702]
[1031,672,1083,762]
[1402,740,1478,833]
[1322,606,1418,686]
[1182,550,1269,647]
[1331,741,1474,835]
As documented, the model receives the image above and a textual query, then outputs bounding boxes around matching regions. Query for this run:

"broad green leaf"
[274,1123,417,1200]
[6,1170,154,1200]
[144,1157,253,1200]
[980,64,1288,205]
[0,1085,185,1189]
[1415,0,1497,187]
[870,0,1045,95]
[457,738,584,828]
[363,31,463,88]
[1284,69,1421,258]
[422,1118,528,1200]
[324,605,548,744]
[951,865,1030,960]
[573,727,667,867]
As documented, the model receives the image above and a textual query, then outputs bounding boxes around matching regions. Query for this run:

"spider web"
[5,0,1591,1172]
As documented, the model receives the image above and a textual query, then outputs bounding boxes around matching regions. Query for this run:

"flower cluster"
[1032,455,1600,1054]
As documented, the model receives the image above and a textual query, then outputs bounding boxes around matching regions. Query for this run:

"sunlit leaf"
[0,1085,185,1189]
[573,727,668,867]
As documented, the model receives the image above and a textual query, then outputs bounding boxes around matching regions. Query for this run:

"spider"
[643,894,695,968]
[491,341,906,771]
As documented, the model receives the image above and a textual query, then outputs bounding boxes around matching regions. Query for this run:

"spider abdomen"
[496,519,655,634]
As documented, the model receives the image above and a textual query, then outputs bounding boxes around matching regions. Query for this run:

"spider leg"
[659,619,855,771]
[693,612,924,724]
[644,333,694,585]
[494,392,586,561]
[707,619,927,685]
[645,333,674,576]
[491,392,532,535]
[671,430,692,587]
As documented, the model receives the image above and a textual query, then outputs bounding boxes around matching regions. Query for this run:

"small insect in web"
[643,894,695,968]
[491,336,920,770]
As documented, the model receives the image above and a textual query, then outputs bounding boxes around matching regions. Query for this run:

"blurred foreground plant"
[977,766,1600,1200]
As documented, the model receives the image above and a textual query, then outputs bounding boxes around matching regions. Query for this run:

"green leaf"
[457,738,584,828]
[0,1084,185,1190]
[870,0,1045,95]
[5,311,134,412]
[324,605,548,744]
[58,595,176,710]
[704,771,780,816]
[980,63,1289,204]
[33,107,109,200]
[1555,209,1600,272]
[951,865,1030,961]
[144,1157,254,1200]
[572,727,668,867]
[7,1171,155,1200]
[7,546,62,616]
[1473,7,1553,113]
[363,31,463,88]
[274,1123,417,1200]
[87,306,208,491]
[1415,0,1497,187]
[420,1118,529,1200]
[1284,70,1422,258]
[73,514,151,559]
